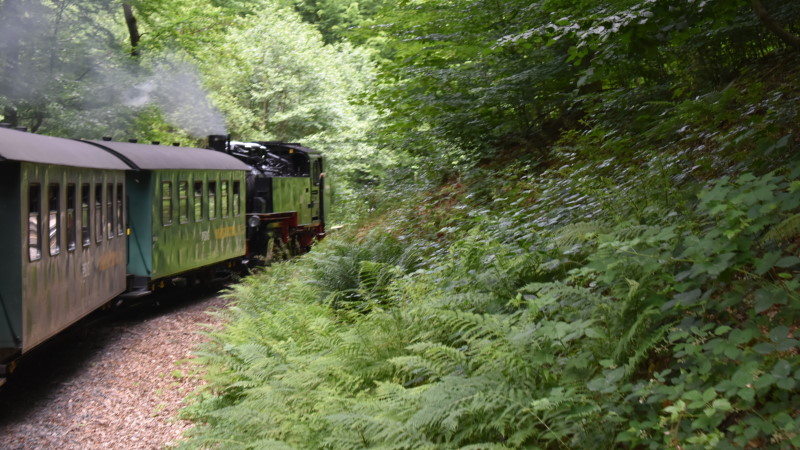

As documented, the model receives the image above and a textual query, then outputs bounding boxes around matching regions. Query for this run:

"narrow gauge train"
[0,127,329,385]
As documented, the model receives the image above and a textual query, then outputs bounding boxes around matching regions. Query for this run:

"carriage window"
[208,181,217,220]
[48,184,60,256]
[81,184,90,247]
[66,184,76,251]
[106,183,114,239]
[116,183,124,236]
[94,184,103,243]
[28,184,41,261]
[179,181,189,224]
[194,181,203,222]
[233,181,241,216]
[162,181,173,225]
[221,181,229,218]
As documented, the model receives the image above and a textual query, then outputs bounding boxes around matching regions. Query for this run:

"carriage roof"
[0,128,130,170]
[86,140,249,171]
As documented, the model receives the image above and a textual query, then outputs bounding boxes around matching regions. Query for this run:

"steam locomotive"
[0,127,329,384]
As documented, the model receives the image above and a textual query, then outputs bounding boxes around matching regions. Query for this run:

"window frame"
[162,181,173,226]
[28,184,42,262]
[94,183,103,244]
[208,181,217,220]
[106,183,114,240]
[233,180,241,216]
[48,183,61,256]
[116,183,124,236]
[178,180,189,224]
[193,180,204,222]
[66,183,76,252]
[81,183,91,247]
[221,180,229,218]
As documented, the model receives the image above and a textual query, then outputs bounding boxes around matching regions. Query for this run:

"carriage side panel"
[149,169,246,280]
[20,164,126,352]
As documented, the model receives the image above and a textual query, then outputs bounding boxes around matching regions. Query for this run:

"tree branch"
[751,0,800,51]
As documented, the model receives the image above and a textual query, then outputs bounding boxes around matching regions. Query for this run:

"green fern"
[552,220,605,247]
[761,212,800,244]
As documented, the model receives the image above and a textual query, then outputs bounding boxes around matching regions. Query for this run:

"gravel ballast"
[0,293,229,449]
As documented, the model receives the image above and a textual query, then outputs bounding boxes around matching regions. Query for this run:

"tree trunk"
[123,3,140,58]
[751,0,800,51]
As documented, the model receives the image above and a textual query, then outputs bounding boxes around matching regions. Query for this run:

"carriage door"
[310,157,322,223]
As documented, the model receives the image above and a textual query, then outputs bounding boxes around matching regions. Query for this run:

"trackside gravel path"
[0,292,229,449]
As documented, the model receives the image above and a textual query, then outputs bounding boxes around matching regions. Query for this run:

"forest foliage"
[1,0,799,448]
[175,0,800,448]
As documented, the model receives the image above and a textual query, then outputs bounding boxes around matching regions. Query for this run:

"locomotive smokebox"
[208,134,230,153]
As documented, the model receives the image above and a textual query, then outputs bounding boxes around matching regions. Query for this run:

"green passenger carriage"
[0,128,129,370]
[86,140,249,294]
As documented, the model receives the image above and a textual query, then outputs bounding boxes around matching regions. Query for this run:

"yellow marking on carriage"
[97,250,123,271]
[214,225,241,240]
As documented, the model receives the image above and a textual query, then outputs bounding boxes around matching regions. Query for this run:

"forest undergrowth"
[177,52,800,449]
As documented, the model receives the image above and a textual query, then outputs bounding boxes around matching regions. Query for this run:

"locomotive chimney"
[208,134,230,153]
[102,136,112,141]
[128,139,138,143]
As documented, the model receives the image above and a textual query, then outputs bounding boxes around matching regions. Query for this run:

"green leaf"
[737,388,755,402]
[714,325,731,335]
[772,412,793,427]
[775,256,800,268]
[752,342,776,354]
[733,369,753,387]
[777,378,796,390]
[754,287,788,313]
[754,251,782,275]
[711,398,732,412]
[674,289,702,307]
[769,326,789,342]
[606,367,625,383]
[702,387,716,403]
[771,359,791,378]
[776,338,800,352]
[754,373,774,389]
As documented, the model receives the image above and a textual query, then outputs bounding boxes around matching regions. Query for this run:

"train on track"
[0,127,330,385]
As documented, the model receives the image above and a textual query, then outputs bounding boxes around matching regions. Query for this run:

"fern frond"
[611,304,660,364]
[762,213,800,243]
[325,412,433,449]
[520,282,610,319]
[621,324,670,377]
[436,309,512,343]
[553,220,605,247]
[458,444,512,449]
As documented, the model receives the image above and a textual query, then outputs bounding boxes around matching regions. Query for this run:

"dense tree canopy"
[371,0,800,161]
[0,0,379,151]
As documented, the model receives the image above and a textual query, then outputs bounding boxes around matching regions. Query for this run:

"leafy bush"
[180,152,800,448]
